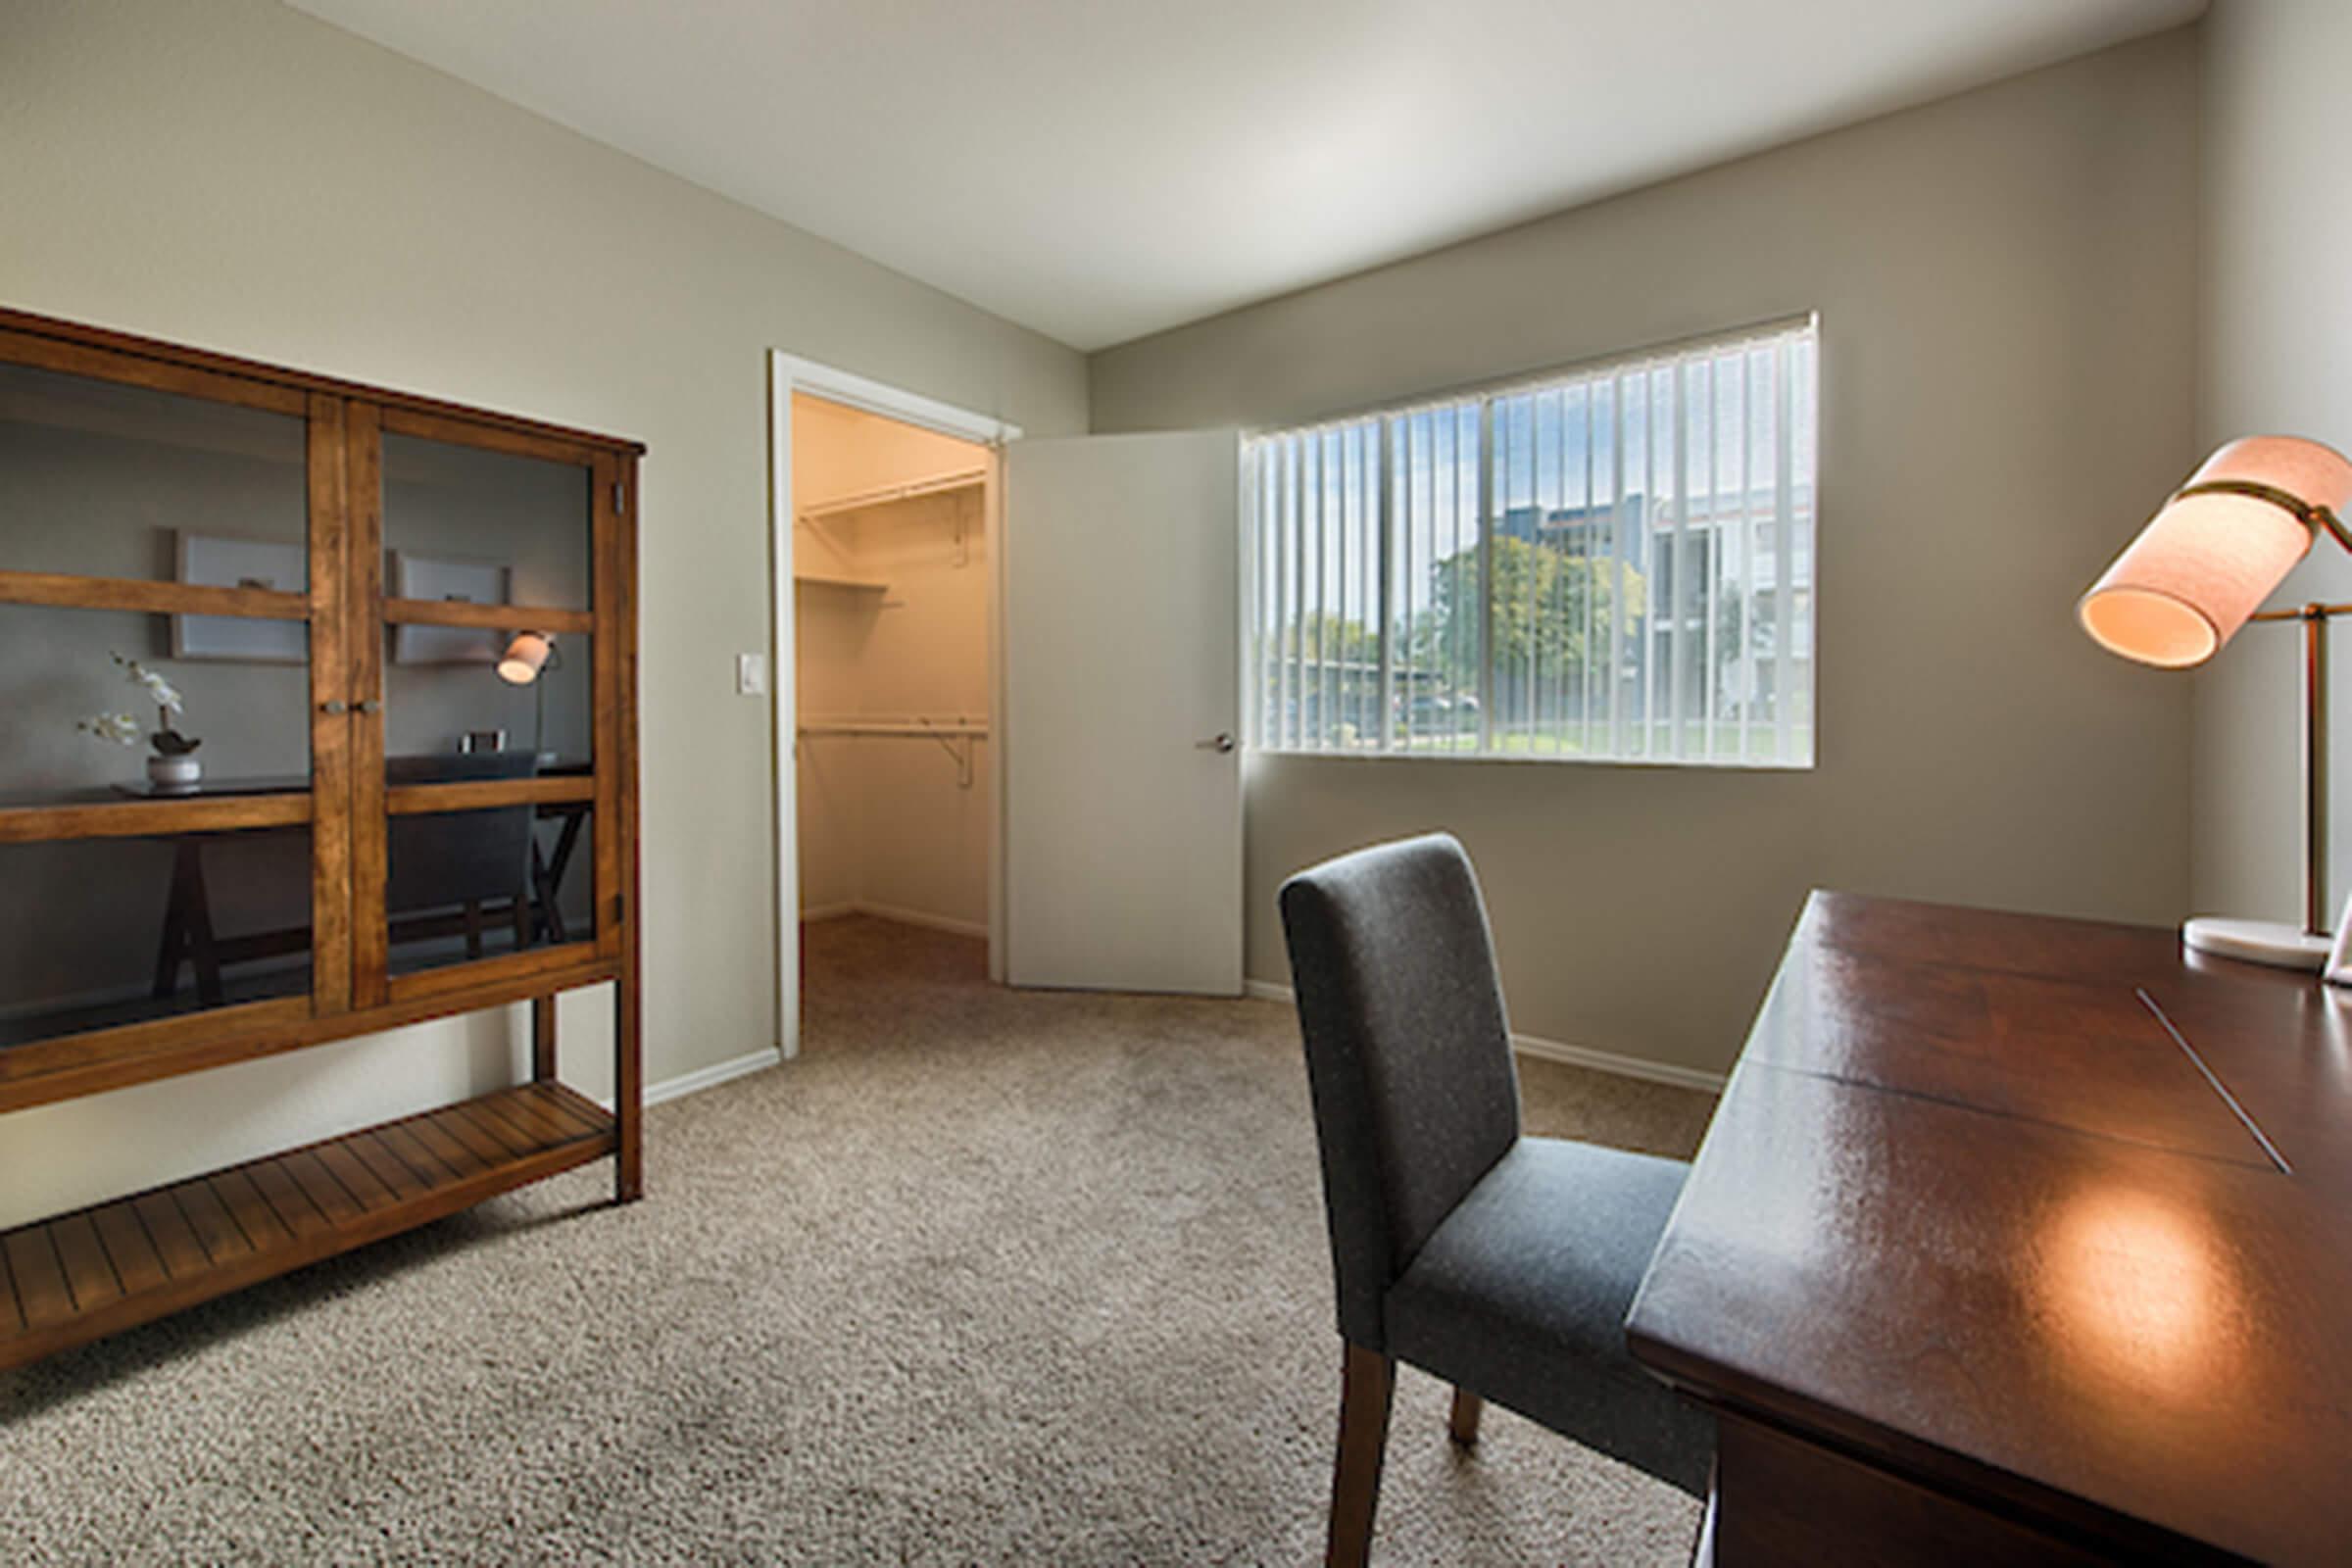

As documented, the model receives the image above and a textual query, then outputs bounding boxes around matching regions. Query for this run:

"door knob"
[1196,733,1236,754]
[358,700,382,714]
[319,700,349,715]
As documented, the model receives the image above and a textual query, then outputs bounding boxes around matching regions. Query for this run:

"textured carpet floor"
[0,915,1716,1565]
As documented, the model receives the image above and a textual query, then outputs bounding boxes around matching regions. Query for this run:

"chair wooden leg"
[1448,1388,1483,1447]
[1327,1342,1396,1568]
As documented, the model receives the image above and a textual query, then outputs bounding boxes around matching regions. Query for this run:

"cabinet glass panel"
[381,431,592,613]
[385,798,596,977]
[0,827,314,1051]
[383,631,593,772]
[0,603,310,808]
[0,360,308,584]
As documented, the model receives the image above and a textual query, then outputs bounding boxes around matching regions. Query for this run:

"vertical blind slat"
[1522,399,1538,752]
[1271,440,1284,750]
[1583,384,1598,757]
[1730,350,1746,760]
[1609,371,1627,760]
[1639,368,1656,759]
[1325,431,1339,751]
[1306,434,1321,751]
[1288,437,1304,752]
[1773,341,1796,764]
[1700,356,1720,763]
[1669,358,1689,763]
[1377,419,1395,751]
[1397,416,1413,749]
[1364,426,1377,748]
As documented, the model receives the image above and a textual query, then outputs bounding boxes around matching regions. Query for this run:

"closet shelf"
[797,466,986,523]
[793,571,890,592]
[799,716,987,789]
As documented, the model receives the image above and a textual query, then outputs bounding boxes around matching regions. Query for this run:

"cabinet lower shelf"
[0,1081,615,1372]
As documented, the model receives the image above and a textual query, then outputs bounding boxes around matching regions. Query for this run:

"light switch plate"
[737,653,767,696]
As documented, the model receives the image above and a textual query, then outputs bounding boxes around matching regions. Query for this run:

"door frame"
[767,352,1022,1058]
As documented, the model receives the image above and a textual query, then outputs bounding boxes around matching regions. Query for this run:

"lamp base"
[2181,915,2331,971]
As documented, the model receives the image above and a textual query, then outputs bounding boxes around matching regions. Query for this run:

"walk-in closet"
[791,393,993,998]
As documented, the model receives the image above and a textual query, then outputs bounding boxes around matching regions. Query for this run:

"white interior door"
[1004,431,1243,994]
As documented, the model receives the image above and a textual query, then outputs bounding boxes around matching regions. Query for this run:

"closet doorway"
[773,358,1017,1054]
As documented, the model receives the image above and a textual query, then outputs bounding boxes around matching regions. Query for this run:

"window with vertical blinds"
[1246,317,1818,767]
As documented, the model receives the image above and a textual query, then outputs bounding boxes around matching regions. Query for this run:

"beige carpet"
[0,915,1715,1564]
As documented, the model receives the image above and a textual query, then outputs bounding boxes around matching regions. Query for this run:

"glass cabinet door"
[362,416,610,995]
[0,360,311,590]
[0,351,329,1055]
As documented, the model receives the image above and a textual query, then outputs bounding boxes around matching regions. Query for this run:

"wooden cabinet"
[0,307,643,1371]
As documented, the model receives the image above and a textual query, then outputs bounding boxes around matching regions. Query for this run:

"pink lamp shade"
[497,631,555,686]
[2079,437,2352,667]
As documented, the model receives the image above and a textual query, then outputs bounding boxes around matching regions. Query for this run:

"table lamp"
[2079,436,2352,968]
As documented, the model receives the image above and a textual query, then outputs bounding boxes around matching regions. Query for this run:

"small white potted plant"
[78,653,202,791]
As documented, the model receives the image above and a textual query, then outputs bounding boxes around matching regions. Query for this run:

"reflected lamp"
[497,631,557,686]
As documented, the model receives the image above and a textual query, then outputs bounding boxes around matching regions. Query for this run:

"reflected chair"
[385,751,541,960]
[1279,833,1713,1567]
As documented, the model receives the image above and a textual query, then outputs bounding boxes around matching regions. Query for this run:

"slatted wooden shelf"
[0,1081,613,1372]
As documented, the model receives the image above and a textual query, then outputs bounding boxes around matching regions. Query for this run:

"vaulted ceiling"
[286,0,2205,350]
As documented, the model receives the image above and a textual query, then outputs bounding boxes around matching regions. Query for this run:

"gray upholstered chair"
[1279,833,1712,1566]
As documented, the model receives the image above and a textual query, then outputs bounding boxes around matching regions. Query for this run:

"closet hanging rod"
[797,467,988,523]
[798,718,990,739]
[798,716,986,789]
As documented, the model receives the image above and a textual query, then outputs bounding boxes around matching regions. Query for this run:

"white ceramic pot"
[147,754,202,791]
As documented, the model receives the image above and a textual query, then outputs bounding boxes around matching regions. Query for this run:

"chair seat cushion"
[1383,1136,1714,1494]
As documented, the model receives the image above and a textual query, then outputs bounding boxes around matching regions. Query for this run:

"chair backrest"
[384,751,539,915]
[1279,833,1522,1350]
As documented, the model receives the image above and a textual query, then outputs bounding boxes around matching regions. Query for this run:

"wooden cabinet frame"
[0,307,645,1369]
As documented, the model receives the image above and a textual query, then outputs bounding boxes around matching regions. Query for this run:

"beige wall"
[0,0,1084,1227]
[1092,32,2203,1076]
[2191,1,2352,924]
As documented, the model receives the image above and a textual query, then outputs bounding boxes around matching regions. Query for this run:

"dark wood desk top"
[1627,892,2352,1566]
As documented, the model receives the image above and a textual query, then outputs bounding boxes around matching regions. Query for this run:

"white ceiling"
[285,0,2205,352]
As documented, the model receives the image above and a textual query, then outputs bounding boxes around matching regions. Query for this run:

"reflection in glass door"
[363,420,607,991]
[0,354,326,1053]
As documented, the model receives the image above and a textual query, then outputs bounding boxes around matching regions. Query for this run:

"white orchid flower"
[136,669,185,712]
[77,711,143,746]
[111,651,185,713]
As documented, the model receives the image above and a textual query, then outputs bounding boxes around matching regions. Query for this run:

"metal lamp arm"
[2178,478,2352,556]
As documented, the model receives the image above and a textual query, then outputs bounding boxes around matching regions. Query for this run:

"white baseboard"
[599,1045,782,1112]
[1241,978,1726,1094]
[803,900,988,940]
[1506,1033,1726,1093]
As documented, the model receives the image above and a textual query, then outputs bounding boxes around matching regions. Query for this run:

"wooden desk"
[1628,893,2352,1565]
